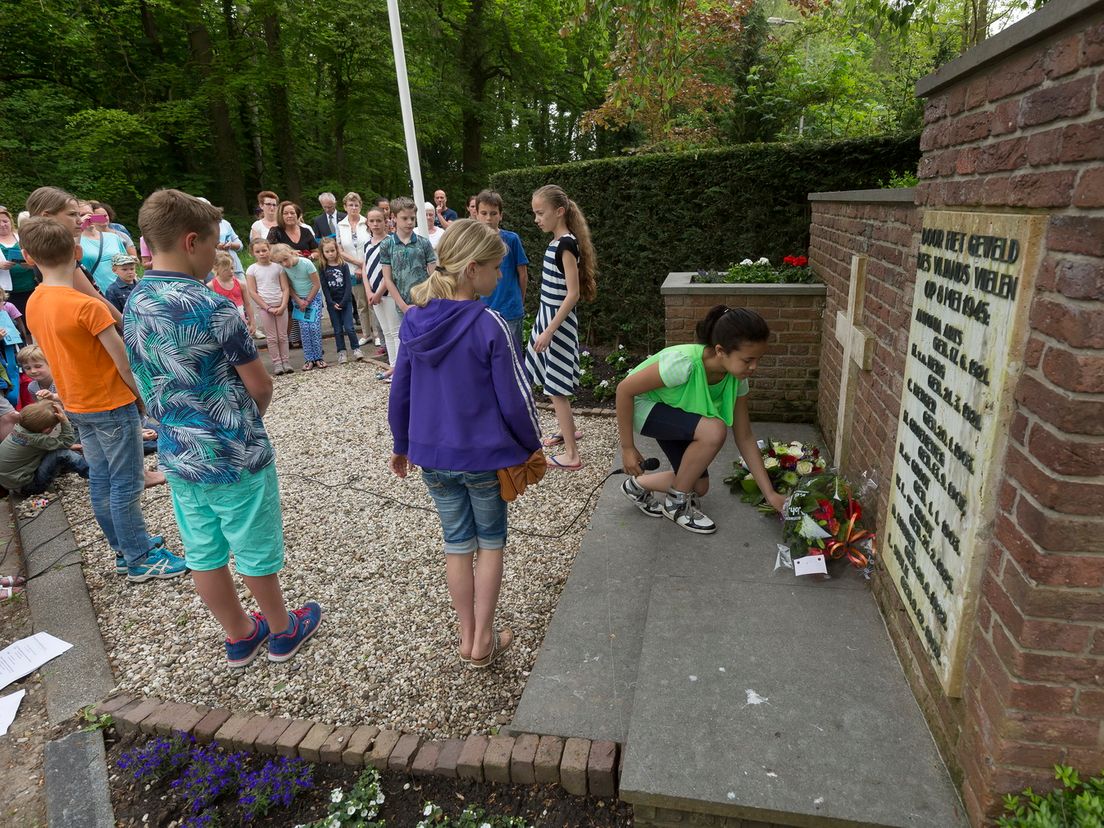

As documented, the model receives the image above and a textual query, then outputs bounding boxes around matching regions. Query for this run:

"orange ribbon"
[825,512,875,570]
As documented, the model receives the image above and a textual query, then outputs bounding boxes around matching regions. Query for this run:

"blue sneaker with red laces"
[268,602,323,663]
[226,613,271,668]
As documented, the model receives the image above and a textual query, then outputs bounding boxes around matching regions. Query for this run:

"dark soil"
[107,730,634,827]
[531,344,639,411]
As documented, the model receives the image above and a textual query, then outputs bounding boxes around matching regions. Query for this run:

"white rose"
[739,258,753,266]
[796,461,814,475]
[787,445,804,458]
[756,257,770,265]
[764,457,780,469]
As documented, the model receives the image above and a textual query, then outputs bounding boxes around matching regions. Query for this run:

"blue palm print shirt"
[123,271,274,484]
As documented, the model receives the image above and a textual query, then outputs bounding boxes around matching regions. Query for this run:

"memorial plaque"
[884,210,1044,696]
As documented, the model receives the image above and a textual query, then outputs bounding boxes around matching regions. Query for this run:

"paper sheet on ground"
[793,554,828,576]
[0,632,72,693]
[0,690,25,735]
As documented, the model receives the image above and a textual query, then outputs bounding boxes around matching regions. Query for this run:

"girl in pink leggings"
[246,239,292,375]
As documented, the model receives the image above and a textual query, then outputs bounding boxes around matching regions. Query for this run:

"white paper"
[793,555,829,577]
[0,690,25,735]
[0,632,73,693]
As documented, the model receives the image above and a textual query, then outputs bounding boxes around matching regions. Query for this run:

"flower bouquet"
[777,472,876,577]
[724,440,828,510]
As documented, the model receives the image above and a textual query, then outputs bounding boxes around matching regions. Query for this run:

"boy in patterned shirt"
[125,189,322,667]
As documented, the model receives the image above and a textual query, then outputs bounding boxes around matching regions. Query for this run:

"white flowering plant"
[724,440,828,509]
[306,769,386,828]
[693,254,817,285]
[415,802,531,827]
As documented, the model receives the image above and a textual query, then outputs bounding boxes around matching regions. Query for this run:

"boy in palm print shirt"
[125,189,322,667]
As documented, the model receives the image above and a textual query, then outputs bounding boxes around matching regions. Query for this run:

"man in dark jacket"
[310,192,346,240]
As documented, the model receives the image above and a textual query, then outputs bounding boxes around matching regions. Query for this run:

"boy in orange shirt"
[20,218,184,582]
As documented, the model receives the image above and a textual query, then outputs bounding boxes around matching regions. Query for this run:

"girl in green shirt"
[615,305,785,534]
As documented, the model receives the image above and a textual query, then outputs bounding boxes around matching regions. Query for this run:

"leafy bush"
[490,134,919,349]
[997,765,1104,828]
[694,255,816,285]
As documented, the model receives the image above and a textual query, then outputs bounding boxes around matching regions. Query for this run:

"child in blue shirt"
[125,189,322,667]
[475,190,529,350]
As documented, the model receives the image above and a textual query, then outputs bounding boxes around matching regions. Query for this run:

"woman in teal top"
[615,305,785,535]
[0,207,36,315]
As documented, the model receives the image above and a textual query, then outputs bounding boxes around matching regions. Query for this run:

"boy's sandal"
[547,456,584,471]
[470,627,514,669]
[0,575,26,588]
[0,585,25,601]
[541,430,584,448]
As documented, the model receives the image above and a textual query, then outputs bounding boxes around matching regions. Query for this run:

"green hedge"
[489,134,920,350]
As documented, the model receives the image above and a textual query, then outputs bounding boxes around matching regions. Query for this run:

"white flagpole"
[387,0,429,236]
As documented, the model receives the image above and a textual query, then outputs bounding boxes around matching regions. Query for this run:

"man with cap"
[105,253,140,313]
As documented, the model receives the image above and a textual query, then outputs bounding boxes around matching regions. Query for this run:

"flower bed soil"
[107,730,634,827]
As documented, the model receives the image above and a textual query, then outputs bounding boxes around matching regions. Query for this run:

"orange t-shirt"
[26,285,136,413]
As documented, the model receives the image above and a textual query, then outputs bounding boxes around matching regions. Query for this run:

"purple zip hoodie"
[388,299,541,471]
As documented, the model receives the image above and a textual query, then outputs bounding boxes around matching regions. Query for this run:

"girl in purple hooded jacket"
[388,219,541,669]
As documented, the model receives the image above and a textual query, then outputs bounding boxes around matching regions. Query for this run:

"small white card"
[0,690,25,736]
[793,554,828,576]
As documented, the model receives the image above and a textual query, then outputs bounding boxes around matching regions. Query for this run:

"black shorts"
[640,403,708,480]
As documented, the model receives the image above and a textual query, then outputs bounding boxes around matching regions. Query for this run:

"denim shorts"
[168,463,285,576]
[640,402,709,480]
[421,468,507,554]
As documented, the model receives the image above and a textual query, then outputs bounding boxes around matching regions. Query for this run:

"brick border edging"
[94,694,620,798]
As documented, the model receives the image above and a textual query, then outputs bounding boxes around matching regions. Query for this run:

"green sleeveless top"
[631,343,748,432]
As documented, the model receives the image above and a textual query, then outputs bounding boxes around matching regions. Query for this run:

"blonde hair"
[139,189,220,253]
[342,192,362,208]
[16,344,46,368]
[532,185,597,302]
[212,251,234,274]
[411,219,506,307]
[319,236,341,265]
[20,400,60,433]
[268,243,294,263]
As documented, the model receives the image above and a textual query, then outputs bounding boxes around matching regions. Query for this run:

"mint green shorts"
[168,463,285,577]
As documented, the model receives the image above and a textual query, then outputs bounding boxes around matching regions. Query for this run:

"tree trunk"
[332,67,350,183]
[138,0,164,58]
[184,8,248,216]
[262,8,301,201]
[459,0,486,191]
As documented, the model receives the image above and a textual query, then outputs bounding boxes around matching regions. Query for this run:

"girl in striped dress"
[524,185,597,470]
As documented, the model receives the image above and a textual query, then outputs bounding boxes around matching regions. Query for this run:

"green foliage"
[491,133,919,349]
[79,705,113,733]
[878,170,921,188]
[997,765,1104,828]
[695,259,817,284]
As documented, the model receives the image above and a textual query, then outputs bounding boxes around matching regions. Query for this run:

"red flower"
[812,499,834,520]
[794,255,808,267]
[827,518,840,535]
[845,499,862,521]
[783,255,796,265]
[812,447,820,458]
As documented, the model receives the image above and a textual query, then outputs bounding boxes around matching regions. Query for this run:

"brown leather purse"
[497,450,548,502]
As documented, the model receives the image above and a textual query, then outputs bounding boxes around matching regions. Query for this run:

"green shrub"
[490,134,919,350]
[997,765,1104,827]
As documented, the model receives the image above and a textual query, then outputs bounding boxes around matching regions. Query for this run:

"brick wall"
[662,278,825,423]
[812,4,1104,825]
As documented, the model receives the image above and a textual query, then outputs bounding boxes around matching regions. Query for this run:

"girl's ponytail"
[696,305,770,351]
[411,218,506,307]
[534,185,597,302]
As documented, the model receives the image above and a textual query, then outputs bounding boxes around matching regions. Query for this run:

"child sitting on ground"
[105,253,140,313]
[127,188,322,666]
[207,251,255,335]
[18,345,58,401]
[0,399,89,496]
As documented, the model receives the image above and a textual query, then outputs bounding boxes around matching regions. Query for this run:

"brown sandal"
[470,627,514,669]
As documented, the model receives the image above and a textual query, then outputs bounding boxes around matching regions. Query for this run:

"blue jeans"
[421,468,507,554]
[327,303,357,352]
[505,317,524,355]
[68,403,154,566]
[21,449,89,495]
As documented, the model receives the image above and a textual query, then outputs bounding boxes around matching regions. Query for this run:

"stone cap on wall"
[808,188,916,204]
[661,272,827,295]
[916,0,1104,97]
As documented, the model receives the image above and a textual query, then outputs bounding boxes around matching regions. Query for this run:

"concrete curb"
[96,694,620,798]
[44,728,115,828]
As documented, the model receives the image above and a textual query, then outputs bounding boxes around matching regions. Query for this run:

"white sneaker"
[253,330,267,340]
[374,337,382,347]
[353,348,365,361]
[358,337,370,346]
[662,490,717,534]
[337,352,347,365]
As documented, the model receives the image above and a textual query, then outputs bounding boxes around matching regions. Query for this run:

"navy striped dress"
[525,234,580,397]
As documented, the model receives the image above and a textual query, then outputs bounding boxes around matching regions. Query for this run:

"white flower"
[482,823,493,828]
[787,446,804,458]
[796,461,814,475]
[756,257,770,265]
[403,782,411,790]
[330,789,344,804]
[328,819,340,828]
[764,457,780,469]
[739,258,753,266]
[347,805,357,815]
[618,344,625,349]
[598,380,609,387]
[582,350,590,357]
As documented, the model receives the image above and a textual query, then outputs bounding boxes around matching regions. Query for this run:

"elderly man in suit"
[310,192,346,240]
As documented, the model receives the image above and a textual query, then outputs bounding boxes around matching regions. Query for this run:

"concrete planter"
[660,272,827,423]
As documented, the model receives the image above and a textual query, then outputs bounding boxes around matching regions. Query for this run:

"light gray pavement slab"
[44,729,114,828]
[20,501,116,723]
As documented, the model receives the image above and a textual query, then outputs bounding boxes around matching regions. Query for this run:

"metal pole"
[387,0,429,236]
